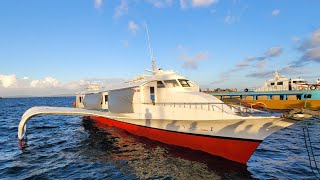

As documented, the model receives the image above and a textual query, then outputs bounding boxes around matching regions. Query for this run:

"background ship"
[212,71,320,110]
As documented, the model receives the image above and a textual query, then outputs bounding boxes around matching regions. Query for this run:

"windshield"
[178,79,191,87]
[164,80,180,88]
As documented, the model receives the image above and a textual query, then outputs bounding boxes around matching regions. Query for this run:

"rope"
[303,120,320,179]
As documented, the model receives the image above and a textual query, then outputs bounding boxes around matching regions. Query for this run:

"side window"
[304,94,312,98]
[164,80,180,88]
[105,95,108,103]
[157,81,165,88]
[277,82,283,85]
[79,96,82,103]
[178,79,190,87]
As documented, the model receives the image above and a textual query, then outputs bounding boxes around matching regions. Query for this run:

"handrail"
[144,102,254,115]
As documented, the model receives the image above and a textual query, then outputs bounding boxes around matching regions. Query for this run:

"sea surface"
[0,97,320,179]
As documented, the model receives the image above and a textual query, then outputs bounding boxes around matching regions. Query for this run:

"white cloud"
[30,77,60,88]
[94,0,103,9]
[128,21,139,34]
[146,0,173,8]
[272,9,280,16]
[0,74,17,88]
[114,0,129,18]
[192,0,218,7]
[0,74,127,97]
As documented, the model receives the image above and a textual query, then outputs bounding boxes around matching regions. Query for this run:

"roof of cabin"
[76,70,194,95]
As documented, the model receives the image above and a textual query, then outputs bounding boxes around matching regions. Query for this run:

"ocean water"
[0,97,319,179]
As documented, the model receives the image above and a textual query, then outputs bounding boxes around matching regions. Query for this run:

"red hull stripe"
[91,116,261,164]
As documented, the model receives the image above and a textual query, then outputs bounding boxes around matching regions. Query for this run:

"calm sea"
[0,97,319,179]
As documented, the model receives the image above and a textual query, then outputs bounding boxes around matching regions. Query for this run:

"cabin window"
[164,80,180,88]
[297,95,302,100]
[294,80,307,84]
[178,79,191,87]
[188,81,195,87]
[104,95,108,103]
[277,82,283,85]
[270,83,275,85]
[304,94,312,98]
[157,81,165,88]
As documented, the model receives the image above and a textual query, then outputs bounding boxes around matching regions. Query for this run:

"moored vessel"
[212,71,320,110]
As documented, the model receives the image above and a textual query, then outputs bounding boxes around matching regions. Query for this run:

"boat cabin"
[255,71,309,91]
[75,70,209,113]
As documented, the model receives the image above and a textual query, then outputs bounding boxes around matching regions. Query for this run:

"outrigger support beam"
[17,106,120,140]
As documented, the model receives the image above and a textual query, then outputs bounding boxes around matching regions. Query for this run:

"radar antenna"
[145,23,159,72]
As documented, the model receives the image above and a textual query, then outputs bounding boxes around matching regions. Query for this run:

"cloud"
[292,36,301,43]
[0,74,17,88]
[298,29,320,51]
[236,61,250,68]
[301,47,320,62]
[265,47,282,57]
[146,0,173,8]
[246,66,305,78]
[245,46,283,62]
[290,28,320,67]
[114,0,129,18]
[223,4,248,25]
[280,67,305,75]
[128,21,139,34]
[192,0,218,7]
[224,15,237,25]
[246,70,274,78]
[94,0,103,9]
[0,74,127,97]
[272,9,280,16]
[256,59,268,68]
[30,77,60,88]
[178,0,219,9]
[180,51,209,69]
[180,0,187,9]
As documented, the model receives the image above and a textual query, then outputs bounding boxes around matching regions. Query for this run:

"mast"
[145,23,159,72]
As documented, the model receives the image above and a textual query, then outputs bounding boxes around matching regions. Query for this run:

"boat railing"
[256,85,289,91]
[152,102,254,115]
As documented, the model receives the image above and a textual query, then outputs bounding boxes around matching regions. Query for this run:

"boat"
[17,58,306,164]
[211,71,320,110]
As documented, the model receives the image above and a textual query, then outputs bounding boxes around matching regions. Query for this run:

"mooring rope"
[303,120,320,179]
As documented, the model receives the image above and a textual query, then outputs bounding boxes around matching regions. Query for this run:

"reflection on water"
[82,118,251,179]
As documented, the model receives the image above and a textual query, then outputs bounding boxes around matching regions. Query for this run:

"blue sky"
[0,0,320,96]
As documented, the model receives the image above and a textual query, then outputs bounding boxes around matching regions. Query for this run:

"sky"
[0,0,320,97]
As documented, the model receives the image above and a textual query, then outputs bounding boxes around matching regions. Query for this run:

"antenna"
[145,23,158,72]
